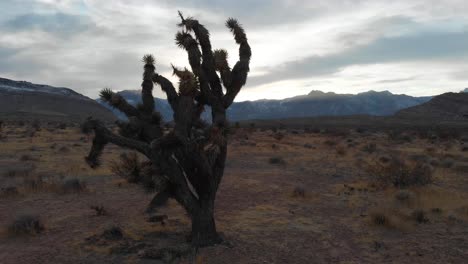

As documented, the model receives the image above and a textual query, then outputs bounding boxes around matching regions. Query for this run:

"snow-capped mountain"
[0,77,116,122]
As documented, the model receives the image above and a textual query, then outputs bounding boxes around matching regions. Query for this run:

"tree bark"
[190,202,221,247]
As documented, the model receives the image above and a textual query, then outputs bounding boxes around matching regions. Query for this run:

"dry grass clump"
[0,186,19,197]
[3,164,35,178]
[336,146,347,156]
[411,210,429,223]
[23,175,45,191]
[102,226,123,240]
[111,152,141,183]
[440,157,454,168]
[303,143,313,149]
[19,154,36,161]
[394,190,413,202]
[292,185,306,198]
[268,156,286,165]
[8,214,44,236]
[60,178,86,193]
[324,139,337,147]
[90,205,107,216]
[110,152,157,191]
[361,142,377,153]
[272,132,285,141]
[371,212,389,226]
[58,146,70,153]
[367,156,433,188]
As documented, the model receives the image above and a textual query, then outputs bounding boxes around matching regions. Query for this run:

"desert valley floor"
[0,124,467,263]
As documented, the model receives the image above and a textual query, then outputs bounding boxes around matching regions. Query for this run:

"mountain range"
[2,76,466,123]
[103,89,432,122]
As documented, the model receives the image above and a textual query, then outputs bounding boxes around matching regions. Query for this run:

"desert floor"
[0,124,467,263]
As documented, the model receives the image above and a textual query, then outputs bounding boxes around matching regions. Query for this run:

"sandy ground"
[0,125,467,263]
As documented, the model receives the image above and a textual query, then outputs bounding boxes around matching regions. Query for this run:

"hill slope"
[396,92,468,121]
[0,77,116,122]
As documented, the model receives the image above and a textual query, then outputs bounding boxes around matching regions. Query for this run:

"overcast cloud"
[0,0,467,100]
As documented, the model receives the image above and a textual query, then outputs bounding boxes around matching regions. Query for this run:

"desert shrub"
[454,163,468,173]
[25,127,36,139]
[57,123,67,130]
[90,205,107,216]
[3,164,35,177]
[31,120,41,131]
[292,186,306,198]
[356,127,366,134]
[23,176,44,191]
[435,129,461,141]
[1,186,19,197]
[110,152,156,191]
[336,146,347,156]
[394,190,413,202]
[58,146,70,153]
[440,158,454,168]
[308,127,320,134]
[379,155,391,164]
[362,142,377,153]
[387,130,413,142]
[409,154,430,164]
[371,212,389,226]
[425,147,436,154]
[147,214,168,225]
[8,214,44,235]
[303,143,313,149]
[324,139,337,147]
[102,226,123,240]
[412,210,429,223]
[429,158,440,167]
[60,178,86,193]
[269,157,285,165]
[272,132,284,141]
[368,156,433,188]
[326,129,350,138]
[239,140,256,146]
[110,152,141,183]
[19,154,35,161]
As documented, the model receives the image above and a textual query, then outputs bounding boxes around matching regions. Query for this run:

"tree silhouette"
[82,12,251,247]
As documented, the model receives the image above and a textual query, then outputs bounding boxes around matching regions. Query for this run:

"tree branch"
[178,12,223,98]
[175,32,214,104]
[141,55,156,114]
[223,18,251,108]
[100,88,140,118]
[214,49,232,88]
[152,73,179,110]
[83,118,151,168]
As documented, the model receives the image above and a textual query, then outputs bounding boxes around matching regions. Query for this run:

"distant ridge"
[396,92,468,121]
[0,77,116,122]
[101,89,431,121]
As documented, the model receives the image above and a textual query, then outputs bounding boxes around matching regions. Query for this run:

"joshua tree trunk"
[190,200,219,246]
[82,12,251,247]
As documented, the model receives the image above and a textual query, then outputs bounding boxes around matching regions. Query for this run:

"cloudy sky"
[1,0,468,101]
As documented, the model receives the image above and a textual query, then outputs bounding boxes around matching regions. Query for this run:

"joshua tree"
[82,12,251,247]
